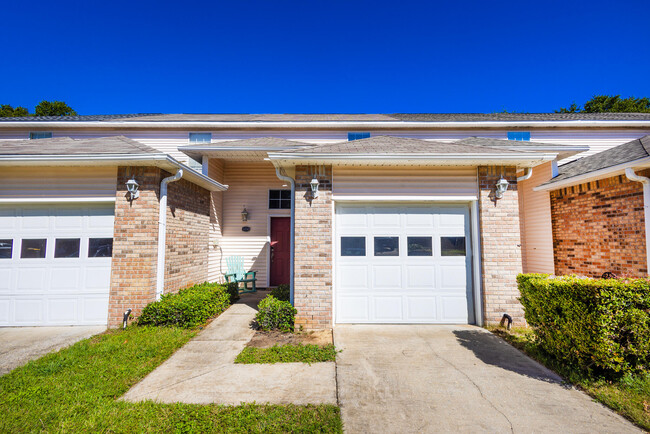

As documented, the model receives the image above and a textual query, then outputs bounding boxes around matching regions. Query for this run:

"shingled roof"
[539,135,650,188]
[275,135,531,155]
[0,136,160,155]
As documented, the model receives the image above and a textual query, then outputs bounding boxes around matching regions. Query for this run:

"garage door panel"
[0,204,113,326]
[337,296,370,322]
[336,203,473,324]
[406,296,437,321]
[374,296,403,321]
[372,266,401,289]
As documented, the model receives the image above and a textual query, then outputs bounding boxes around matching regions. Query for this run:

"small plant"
[255,295,297,332]
[270,283,290,301]
[226,281,240,304]
[138,282,231,328]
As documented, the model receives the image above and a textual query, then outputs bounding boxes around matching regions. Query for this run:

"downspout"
[517,167,533,182]
[625,168,650,275]
[156,169,183,300]
[274,166,296,305]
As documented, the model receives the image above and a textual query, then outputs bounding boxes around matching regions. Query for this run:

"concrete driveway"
[334,325,640,434]
[0,326,105,376]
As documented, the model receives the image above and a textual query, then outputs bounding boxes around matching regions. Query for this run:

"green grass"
[0,326,342,433]
[235,344,337,364]
[489,326,650,431]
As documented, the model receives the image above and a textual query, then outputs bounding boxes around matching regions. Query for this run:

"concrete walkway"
[0,325,106,376]
[334,325,641,434]
[122,293,337,405]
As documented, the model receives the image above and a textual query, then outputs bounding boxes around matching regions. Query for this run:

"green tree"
[0,104,29,117]
[556,95,650,113]
[34,100,77,116]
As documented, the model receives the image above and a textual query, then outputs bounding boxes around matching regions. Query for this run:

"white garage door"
[0,204,114,326]
[335,203,474,324]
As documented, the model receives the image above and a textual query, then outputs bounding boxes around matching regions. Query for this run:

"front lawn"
[0,326,342,433]
[490,326,650,431]
[235,344,337,364]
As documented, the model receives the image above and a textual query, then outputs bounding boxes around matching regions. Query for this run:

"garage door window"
[341,236,365,256]
[374,237,399,256]
[55,239,80,258]
[88,238,113,257]
[441,237,466,256]
[0,239,12,258]
[21,239,46,258]
[407,237,433,256]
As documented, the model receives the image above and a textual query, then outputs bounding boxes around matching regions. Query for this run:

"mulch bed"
[246,329,333,348]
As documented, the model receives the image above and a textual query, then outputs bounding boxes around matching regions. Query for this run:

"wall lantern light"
[241,206,249,222]
[495,178,509,199]
[310,177,320,198]
[125,178,139,200]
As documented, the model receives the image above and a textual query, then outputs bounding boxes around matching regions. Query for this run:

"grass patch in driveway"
[0,325,342,433]
[489,326,650,431]
[235,344,337,364]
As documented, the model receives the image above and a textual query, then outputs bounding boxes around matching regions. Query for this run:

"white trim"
[332,195,478,202]
[2,120,650,129]
[534,156,650,191]
[269,152,557,161]
[470,199,483,326]
[0,197,116,204]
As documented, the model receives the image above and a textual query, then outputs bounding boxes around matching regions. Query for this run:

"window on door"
[269,190,291,209]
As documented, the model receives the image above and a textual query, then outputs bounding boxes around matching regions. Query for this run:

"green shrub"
[255,295,297,332]
[518,273,650,378]
[226,281,240,304]
[270,284,290,301]
[138,282,231,328]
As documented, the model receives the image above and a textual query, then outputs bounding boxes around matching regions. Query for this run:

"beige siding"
[518,161,555,274]
[0,166,117,199]
[333,166,477,198]
[208,159,225,282]
[209,160,290,286]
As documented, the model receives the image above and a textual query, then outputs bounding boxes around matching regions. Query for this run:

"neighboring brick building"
[537,136,650,278]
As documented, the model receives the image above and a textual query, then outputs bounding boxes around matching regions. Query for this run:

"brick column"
[293,165,333,330]
[478,166,524,324]
[108,166,162,327]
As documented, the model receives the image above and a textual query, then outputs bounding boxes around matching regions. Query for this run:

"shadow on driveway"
[452,328,569,387]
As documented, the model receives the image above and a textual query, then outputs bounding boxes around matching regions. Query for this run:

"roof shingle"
[0,136,161,155]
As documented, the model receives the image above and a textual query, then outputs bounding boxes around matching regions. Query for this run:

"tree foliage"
[0,104,29,117]
[0,100,77,117]
[557,95,650,113]
[34,100,77,116]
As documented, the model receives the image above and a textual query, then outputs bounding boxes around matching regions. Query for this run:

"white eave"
[534,156,650,191]
[0,153,228,192]
[267,152,558,167]
[1,120,650,129]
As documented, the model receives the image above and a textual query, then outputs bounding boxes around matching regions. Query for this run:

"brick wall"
[108,166,210,327]
[550,171,648,277]
[478,167,524,324]
[293,165,333,330]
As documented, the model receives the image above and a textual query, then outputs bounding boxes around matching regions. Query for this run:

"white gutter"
[1,120,650,129]
[534,156,650,191]
[274,167,296,305]
[517,167,533,182]
[269,152,557,161]
[156,169,183,300]
[625,168,650,275]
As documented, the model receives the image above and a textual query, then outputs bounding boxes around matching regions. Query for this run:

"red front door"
[270,217,291,286]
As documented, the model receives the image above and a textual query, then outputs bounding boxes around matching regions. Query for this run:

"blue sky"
[1,0,649,114]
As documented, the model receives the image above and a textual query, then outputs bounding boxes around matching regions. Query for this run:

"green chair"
[224,256,257,293]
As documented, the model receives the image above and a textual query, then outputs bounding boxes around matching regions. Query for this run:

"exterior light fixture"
[495,178,509,199]
[241,206,249,222]
[310,178,320,198]
[125,178,139,200]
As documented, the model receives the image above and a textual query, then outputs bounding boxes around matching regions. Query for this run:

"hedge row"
[518,274,650,377]
[138,282,231,328]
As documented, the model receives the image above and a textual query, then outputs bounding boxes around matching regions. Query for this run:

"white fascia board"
[0,197,116,204]
[332,195,478,202]
[0,154,228,192]
[1,121,650,129]
[534,157,650,191]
